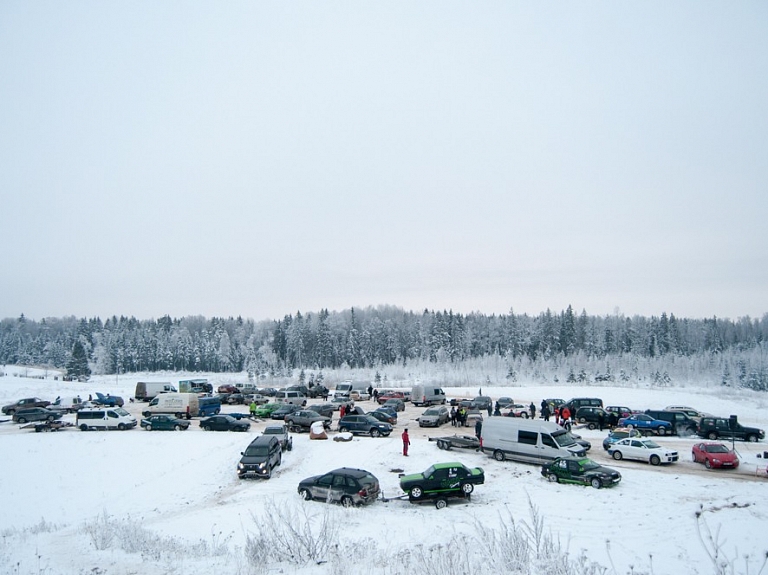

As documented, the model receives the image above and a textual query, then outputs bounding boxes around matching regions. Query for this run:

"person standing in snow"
[402,428,410,456]
[450,406,457,426]
[529,402,536,419]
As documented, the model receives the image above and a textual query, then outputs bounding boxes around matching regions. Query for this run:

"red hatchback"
[691,442,739,469]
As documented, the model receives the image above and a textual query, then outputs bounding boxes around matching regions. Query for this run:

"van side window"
[519,430,538,445]
[541,434,557,448]
[107,411,118,418]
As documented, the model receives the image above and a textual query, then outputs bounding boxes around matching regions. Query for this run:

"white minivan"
[481,418,586,464]
[76,407,137,431]
[410,384,446,406]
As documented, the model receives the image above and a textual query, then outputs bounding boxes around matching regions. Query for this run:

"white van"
[481,418,586,464]
[274,390,307,406]
[76,407,137,431]
[410,384,446,406]
[135,382,177,401]
[334,381,370,400]
[142,393,200,418]
[49,396,86,413]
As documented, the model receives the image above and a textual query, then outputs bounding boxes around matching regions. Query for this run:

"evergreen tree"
[66,340,91,380]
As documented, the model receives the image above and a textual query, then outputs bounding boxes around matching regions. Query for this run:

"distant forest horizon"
[1,305,767,391]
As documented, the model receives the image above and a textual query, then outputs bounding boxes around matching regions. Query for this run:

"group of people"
[449,406,472,426]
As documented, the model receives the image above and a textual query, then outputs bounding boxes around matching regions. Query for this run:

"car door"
[312,473,334,501]
[626,439,646,460]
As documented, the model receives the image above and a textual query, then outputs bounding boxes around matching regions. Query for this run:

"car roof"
[250,435,278,445]
[329,467,373,478]
[432,462,469,469]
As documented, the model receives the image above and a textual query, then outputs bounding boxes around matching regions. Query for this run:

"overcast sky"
[1,2,766,323]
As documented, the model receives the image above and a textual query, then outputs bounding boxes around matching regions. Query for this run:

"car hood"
[240,455,268,465]
[398,472,425,485]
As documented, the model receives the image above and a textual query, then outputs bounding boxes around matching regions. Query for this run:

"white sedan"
[607,437,679,466]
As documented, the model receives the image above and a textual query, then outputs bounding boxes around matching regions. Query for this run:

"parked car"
[664,406,708,420]
[244,394,270,405]
[330,396,354,410]
[564,398,603,415]
[471,396,493,411]
[618,414,673,435]
[140,415,190,431]
[382,398,406,412]
[225,393,246,405]
[691,442,739,469]
[377,391,405,404]
[504,404,531,418]
[544,398,566,411]
[2,397,51,415]
[540,457,622,489]
[218,385,239,394]
[399,462,485,502]
[496,397,515,408]
[263,424,293,451]
[418,406,450,427]
[237,435,282,479]
[575,407,609,430]
[338,414,392,437]
[602,427,643,450]
[12,407,62,424]
[298,468,381,506]
[605,406,633,419]
[252,402,283,418]
[376,404,398,417]
[93,392,124,407]
[608,437,679,465]
[306,403,335,418]
[199,415,250,432]
[368,410,397,425]
[696,417,765,443]
[259,387,278,397]
[271,404,301,420]
[47,396,86,413]
[285,409,331,431]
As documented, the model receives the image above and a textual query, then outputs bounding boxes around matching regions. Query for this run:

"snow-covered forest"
[1,306,767,390]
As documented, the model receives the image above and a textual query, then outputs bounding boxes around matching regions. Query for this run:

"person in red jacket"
[402,428,410,456]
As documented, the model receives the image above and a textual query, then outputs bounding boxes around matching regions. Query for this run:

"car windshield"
[422,466,436,477]
[423,409,439,416]
[580,460,600,471]
[705,444,730,453]
[641,440,660,448]
[264,427,283,435]
[244,446,269,457]
[114,408,130,417]
[552,430,577,447]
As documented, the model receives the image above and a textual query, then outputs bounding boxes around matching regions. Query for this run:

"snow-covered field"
[1,366,767,575]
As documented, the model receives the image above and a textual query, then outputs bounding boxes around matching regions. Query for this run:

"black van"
[644,409,698,436]
[237,435,282,479]
[564,398,603,414]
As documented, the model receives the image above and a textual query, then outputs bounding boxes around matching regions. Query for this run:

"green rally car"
[399,462,484,502]
[540,456,621,489]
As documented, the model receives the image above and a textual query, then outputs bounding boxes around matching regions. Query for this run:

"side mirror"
[240,452,244,455]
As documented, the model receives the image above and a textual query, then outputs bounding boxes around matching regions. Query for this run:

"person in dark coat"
[475,419,482,440]
[450,406,457,426]
[487,403,492,417]
[542,403,550,421]
[493,402,501,417]
[597,409,606,431]
[529,403,536,419]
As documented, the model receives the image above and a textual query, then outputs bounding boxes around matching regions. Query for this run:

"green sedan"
[540,457,621,489]
[252,402,283,418]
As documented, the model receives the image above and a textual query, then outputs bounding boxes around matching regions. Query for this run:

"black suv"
[697,417,765,443]
[645,409,698,436]
[298,468,380,506]
[574,407,608,430]
[338,415,392,437]
[238,435,282,479]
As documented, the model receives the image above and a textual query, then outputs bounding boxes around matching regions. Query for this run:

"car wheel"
[299,488,312,501]
[118,423,126,431]
[493,450,505,462]
[612,451,623,461]
[437,440,445,450]
[522,413,529,419]
[747,434,758,443]
[204,425,212,431]
[705,459,712,469]
[547,473,558,483]
[339,427,348,433]
[341,496,354,508]
[47,415,55,422]
[650,454,661,466]
[174,425,181,431]
[435,498,448,510]
[461,483,474,495]
[287,441,293,451]
[214,408,220,415]
[145,424,152,431]
[590,477,602,489]
[79,424,88,431]
[17,417,27,424]
[579,418,586,424]
[410,486,424,499]
[626,424,634,430]
[691,452,697,462]
[658,427,667,436]
[587,422,596,430]
[707,432,718,440]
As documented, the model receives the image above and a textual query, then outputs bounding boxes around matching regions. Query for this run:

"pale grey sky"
[1,2,766,322]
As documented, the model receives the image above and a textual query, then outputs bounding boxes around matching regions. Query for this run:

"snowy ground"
[1,367,767,574]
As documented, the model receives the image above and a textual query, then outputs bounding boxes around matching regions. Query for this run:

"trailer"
[428,434,481,451]
[379,489,472,510]
[21,421,74,433]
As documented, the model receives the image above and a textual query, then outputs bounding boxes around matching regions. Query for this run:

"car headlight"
[712,458,721,463]
[237,463,244,470]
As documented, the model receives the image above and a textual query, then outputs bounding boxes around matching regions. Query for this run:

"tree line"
[1,306,766,389]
